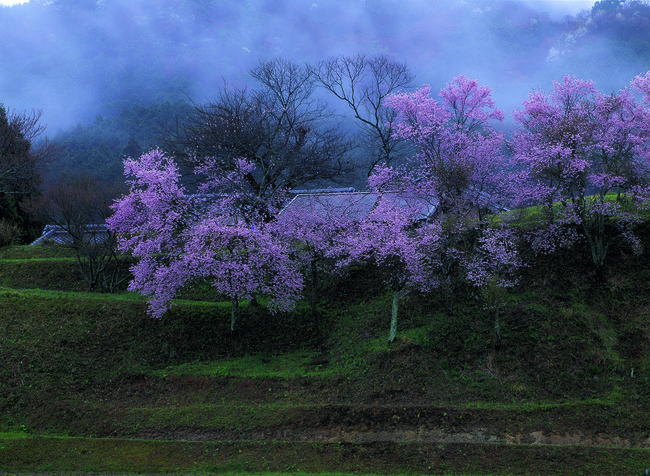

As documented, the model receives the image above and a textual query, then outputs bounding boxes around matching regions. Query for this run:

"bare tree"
[310,54,415,175]
[162,58,354,223]
[28,174,130,293]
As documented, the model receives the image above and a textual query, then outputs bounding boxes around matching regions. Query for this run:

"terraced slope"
[1,243,649,474]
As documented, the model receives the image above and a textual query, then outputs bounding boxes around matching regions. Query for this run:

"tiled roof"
[280,191,438,222]
[282,192,378,221]
[289,187,357,195]
[30,224,111,246]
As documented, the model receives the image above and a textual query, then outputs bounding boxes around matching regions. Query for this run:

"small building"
[280,188,438,222]
[30,224,112,246]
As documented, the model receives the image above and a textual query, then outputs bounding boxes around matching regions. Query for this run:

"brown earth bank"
[21,374,649,448]
[131,424,650,447]
[2,438,649,475]
[94,394,650,448]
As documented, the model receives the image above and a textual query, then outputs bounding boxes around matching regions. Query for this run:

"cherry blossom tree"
[329,181,440,343]
[273,194,359,314]
[385,75,509,220]
[466,226,523,348]
[108,149,304,329]
[632,70,650,167]
[383,76,511,312]
[632,70,650,105]
[511,74,650,268]
[178,220,304,331]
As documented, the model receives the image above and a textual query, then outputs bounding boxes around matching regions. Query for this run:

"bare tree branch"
[0,106,62,196]
[162,58,354,221]
[310,54,415,174]
[27,174,130,292]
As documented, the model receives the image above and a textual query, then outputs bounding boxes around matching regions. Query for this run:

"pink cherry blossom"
[511,74,650,267]
[108,150,304,326]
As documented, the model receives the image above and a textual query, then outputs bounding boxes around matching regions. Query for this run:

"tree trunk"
[494,309,501,350]
[584,220,607,268]
[388,290,399,343]
[231,297,239,332]
[309,258,318,314]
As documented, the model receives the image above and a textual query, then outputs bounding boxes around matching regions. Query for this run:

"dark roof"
[280,191,438,222]
[289,187,357,195]
[30,224,111,246]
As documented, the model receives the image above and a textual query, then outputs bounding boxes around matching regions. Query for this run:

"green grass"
[2,233,650,474]
[0,285,144,301]
[0,431,30,439]
[0,244,77,260]
[1,436,649,475]
[0,474,527,476]
[154,351,339,379]
[0,473,523,476]
[493,191,650,229]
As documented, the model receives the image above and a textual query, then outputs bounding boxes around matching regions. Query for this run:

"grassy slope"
[0,229,649,475]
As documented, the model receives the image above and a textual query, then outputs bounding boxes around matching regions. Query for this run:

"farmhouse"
[30,224,111,246]
[281,188,438,222]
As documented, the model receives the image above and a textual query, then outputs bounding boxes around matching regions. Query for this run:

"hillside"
[0,227,649,474]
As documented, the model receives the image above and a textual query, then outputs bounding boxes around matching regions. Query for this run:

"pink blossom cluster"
[330,195,441,294]
[466,227,523,289]
[107,71,650,338]
[511,74,650,265]
[108,149,303,319]
[385,75,509,219]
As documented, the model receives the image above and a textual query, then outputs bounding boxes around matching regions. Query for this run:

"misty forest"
[3,0,650,474]
[0,0,649,233]
[1,0,649,180]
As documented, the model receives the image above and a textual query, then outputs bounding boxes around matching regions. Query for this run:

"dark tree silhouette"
[310,54,415,175]
[0,105,62,241]
[162,58,354,222]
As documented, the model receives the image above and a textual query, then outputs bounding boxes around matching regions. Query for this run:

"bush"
[0,219,23,248]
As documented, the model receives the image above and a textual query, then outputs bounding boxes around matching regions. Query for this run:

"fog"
[3,0,649,136]
[517,0,595,19]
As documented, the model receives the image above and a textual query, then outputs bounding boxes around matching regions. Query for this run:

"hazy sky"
[0,0,615,133]
[518,0,597,18]
[0,0,598,12]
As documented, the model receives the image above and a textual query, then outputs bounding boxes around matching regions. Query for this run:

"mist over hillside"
[0,0,649,136]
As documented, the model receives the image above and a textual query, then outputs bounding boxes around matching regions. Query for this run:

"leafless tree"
[162,58,354,222]
[0,105,63,242]
[310,54,415,175]
[28,174,129,293]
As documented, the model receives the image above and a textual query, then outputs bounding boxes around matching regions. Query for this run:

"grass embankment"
[1,229,650,474]
[495,191,650,229]
[1,436,648,475]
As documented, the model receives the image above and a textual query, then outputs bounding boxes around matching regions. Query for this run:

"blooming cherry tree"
[385,75,509,219]
[108,149,304,329]
[273,194,360,314]
[179,219,303,330]
[331,186,440,343]
[383,76,511,312]
[632,71,650,168]
[466,227,523,347]
[511,74,650,268]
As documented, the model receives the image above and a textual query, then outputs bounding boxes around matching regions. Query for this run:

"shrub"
[0,219,23,248]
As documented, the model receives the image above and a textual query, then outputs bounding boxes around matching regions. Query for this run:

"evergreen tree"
[0,105,60,242]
